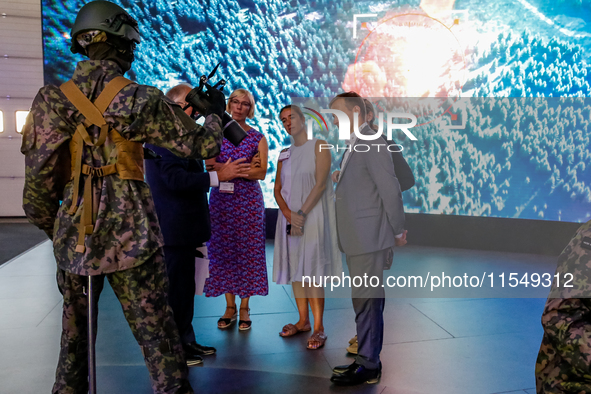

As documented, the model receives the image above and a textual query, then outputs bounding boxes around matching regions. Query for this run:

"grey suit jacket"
[335,126,405,256]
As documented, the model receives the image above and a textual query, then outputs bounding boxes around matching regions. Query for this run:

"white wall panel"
[0,177,25,216]
[0,137,24,177]
[0,0,41,18]
[0,63,44,97]
[0,17,42,33]
[0,0,42,217]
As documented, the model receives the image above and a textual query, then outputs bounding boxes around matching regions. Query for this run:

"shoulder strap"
[60,76,133,125]
[60,77,133,147]
[60,80,106,127]
[94,76,133,113]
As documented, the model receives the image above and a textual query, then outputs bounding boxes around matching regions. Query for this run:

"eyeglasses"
[230,99,251,108]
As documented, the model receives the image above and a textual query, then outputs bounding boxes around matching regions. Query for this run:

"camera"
[184,63,247,147]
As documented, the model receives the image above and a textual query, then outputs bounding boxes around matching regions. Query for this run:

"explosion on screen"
[343,6,466,99]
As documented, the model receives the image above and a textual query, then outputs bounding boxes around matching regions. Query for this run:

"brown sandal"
[307,331,327,350]
[279,323,312,337]
[217,305,237,329]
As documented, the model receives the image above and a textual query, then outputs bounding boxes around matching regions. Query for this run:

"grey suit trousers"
[346,248,391,370]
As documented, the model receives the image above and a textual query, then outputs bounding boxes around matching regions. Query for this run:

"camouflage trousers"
[52,250,193,394]
[536,298,591,393]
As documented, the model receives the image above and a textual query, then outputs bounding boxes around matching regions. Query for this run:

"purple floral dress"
[204,129,268,298]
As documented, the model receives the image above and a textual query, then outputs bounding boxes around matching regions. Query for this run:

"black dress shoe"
[185,354,203,367]
[183,341,216,357]
[333,361,382,374]
[330,363,381,386]
[332,363,352,374]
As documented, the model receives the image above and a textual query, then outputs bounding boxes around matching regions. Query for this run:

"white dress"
[273,138,342,284]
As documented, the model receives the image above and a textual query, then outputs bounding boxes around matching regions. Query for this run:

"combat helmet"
[70,0,140,55]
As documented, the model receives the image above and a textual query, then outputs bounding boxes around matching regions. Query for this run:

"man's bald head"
[166,84,192,103]
[166,84,193,115]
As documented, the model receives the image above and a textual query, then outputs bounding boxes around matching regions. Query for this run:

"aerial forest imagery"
[42,0,591,222]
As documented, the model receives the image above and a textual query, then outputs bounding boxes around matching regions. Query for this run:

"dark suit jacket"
[144,143,211,247]
[335,126,405,256]
[391,148,415,192]
[339,138,415,192]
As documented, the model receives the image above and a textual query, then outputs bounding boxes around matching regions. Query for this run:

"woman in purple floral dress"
[204,88,268,330]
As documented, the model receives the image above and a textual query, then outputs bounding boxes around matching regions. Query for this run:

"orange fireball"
[344,2,466,99]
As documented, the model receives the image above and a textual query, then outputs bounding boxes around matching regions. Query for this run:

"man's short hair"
[166,83,192,103]
[364,99,375,127]
[329,91,366,119]
[279,105,304,120]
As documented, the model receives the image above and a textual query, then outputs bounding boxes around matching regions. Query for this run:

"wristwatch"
[297,209,306,218]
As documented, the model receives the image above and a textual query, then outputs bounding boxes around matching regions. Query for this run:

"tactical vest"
[59,76,144,253]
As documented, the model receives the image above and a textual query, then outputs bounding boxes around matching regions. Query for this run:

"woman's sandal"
[307,331,327,350]
[279,323,311,337]
[217,305,237,329]
[238,307,252,331]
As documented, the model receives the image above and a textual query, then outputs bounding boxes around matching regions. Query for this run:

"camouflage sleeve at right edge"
[126,86,223,160]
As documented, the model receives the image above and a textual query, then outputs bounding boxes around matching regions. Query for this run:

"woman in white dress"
[273,105,342,350]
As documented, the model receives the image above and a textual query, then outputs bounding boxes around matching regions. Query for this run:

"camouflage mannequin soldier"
[21,1,225,393]
[536,220,591,393]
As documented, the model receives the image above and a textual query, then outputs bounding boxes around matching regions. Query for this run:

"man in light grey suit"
[329,92,407,386]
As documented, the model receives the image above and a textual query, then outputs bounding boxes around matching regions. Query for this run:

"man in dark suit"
[364,99,415,192]
[329,92,407,386]
[342,98,416,355]
[145,84,250,366]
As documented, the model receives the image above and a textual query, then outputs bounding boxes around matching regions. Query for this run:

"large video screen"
[41,0,591,222]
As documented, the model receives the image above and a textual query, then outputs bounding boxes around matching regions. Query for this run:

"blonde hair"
[227,88,255,119]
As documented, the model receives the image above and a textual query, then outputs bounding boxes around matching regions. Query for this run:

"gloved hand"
[185,85,246,146]
[205,85,226,118]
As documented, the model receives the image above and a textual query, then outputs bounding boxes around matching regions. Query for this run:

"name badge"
[278,149,290,162]
[219,182,234,193]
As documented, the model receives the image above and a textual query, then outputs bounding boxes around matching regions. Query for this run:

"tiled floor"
[0,240,556,394]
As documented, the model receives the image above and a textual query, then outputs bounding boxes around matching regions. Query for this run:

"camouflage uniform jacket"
[536,220,591,393]
[21,60,223,276]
